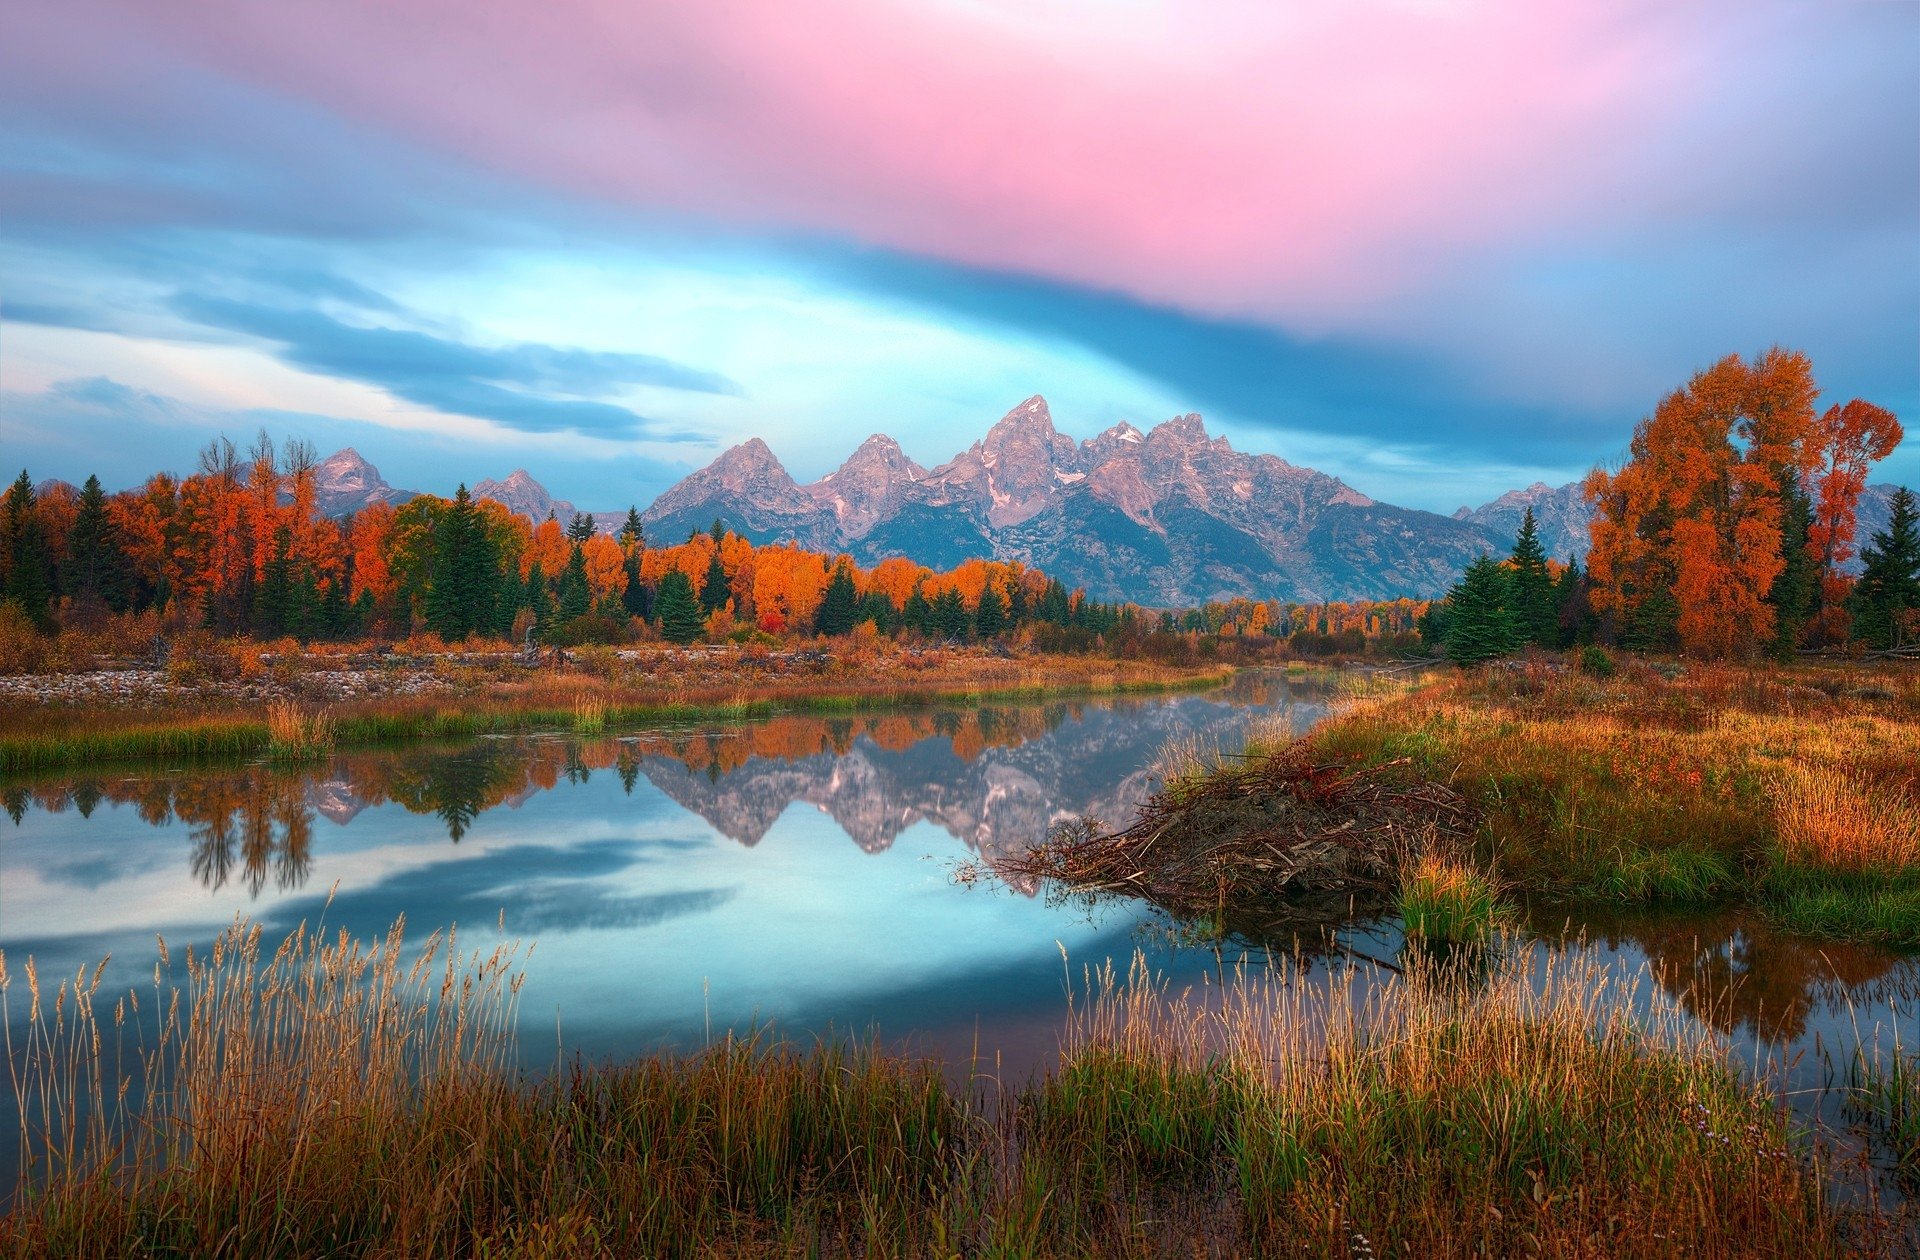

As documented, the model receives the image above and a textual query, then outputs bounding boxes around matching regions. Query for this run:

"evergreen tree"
[493,563,526,637]
[814,562,859,635]
[64,474,131,614]
[566,512,595,544]
[1851,486,1920,650]
[700,552,731,613]
[1506,508,1558,647]
[655,568,705,643]
[525,561,554,637]
[1006,577,1029,626]
[902,585,931,635]
[1554,555,1593,647]
[2,471,55,631]
[557,545,592,622]
[1620,583,1680,653]
[1768,475,1818,657]
[1037,579,1072,626]
[617,507,646,548]
[1442,554,1519,665]
[857,590,896,633]
[710,518,727,548]
[621,553,650,619]
[973,583,1007,638]
[424,486,498,640]
[931,588,970,640]
[253,524,295,638]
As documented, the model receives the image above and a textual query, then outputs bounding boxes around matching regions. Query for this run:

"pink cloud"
[26,2,1729,321]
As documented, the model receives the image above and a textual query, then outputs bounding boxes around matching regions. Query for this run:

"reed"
[264,701,336,761]
[2,919,1870,1257]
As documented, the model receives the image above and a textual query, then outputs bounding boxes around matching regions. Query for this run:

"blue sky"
[1,0,1914,513]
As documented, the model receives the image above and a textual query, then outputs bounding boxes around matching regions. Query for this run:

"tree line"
[1428,350,1914,663]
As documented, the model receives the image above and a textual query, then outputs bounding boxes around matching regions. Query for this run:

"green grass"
[1760,868,1920,946]
[1400,858,1504,945]
[1580,845,1739,903]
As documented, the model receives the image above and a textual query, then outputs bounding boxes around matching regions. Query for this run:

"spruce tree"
[621,554,650,619]
[902,585,931,636]
[700,552,731,613]
[814,562,859,636]
[525,561,554,637]
[1506,508,1557,647]
[425,486,497,640]
[857,590,896,633]
[253,524,295,638]
[64,474,131,614]
[617,507,646,548]
[655,568,705,643]
[1768,475,1817,657]
[1851,487,1919,650]
[931,588,970,640]
[557,545,592,622]
[1442,554,1519,665]
[973,583,1007,638]
[566,512,595,544]
[1554,555,1592,647]
[2,471,55,631]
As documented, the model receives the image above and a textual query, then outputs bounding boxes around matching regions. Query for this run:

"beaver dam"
[998,752,1480,934]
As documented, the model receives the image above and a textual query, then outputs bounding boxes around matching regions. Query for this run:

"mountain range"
[311,400,1906,605]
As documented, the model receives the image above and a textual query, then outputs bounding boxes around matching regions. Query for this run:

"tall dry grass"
[1,918,1874,1256]
[263,701,336,761]
[1771,764,1920,874]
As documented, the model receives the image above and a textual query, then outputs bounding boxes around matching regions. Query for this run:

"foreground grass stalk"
[1,918,1885,1257]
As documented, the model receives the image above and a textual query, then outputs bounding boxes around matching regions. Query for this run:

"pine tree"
[621,553,650,619]
[700,552,731,613]
[525,561,554,637]
[1554,555,1592,647]
[1768,474,1818,657]
[1851,487,1919,650]
[655,568,705,643]
[902,585,931,635]
[2,471,55,631]
[425,486,498,640]
[931,588,970,640]
[1507,508,1557,647]
[617,507,646,548]
[566,512,595,544]
[253,524,295,638]
[1038,579,1071,626]
[973,583,1007,638]
[814,562,859,635]
[557,545,591,622]
[1442,555,1519,665]
[64,474,131,614]
[857,590,896,633]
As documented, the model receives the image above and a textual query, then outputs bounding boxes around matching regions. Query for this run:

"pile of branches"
[1000,754,1479,919]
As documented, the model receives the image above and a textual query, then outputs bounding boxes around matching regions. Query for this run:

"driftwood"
[997,753,1480,921]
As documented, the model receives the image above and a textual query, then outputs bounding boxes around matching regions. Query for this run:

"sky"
[1,0,1915,514]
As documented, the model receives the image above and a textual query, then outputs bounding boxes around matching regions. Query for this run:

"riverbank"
[2,916,1890,1257]
[1004,657,1920,946]
[0,644,1230,772]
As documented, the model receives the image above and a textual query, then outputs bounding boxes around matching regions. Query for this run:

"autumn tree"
[1806,400,1903,644]
[1580,350,1898,658]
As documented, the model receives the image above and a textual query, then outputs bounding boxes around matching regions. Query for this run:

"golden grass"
[1,918,1867,1257]
[263,701,336,761]
[1770,763,1920,874]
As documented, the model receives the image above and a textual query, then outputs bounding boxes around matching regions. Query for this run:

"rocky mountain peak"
[314,447,417,518]
[473,469,576,524]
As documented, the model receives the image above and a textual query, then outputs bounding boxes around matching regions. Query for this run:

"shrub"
[1579,645,1616,676]
[0,602,48,674]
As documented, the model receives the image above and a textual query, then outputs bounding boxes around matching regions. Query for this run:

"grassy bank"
[0,651,1230,773]
[2,917,1877,1257]
[1305,659,1920,944]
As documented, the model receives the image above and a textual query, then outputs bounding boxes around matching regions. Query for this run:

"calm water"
[3,671,1916,1198]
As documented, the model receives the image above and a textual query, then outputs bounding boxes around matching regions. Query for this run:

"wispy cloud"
[168,294,735,438]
